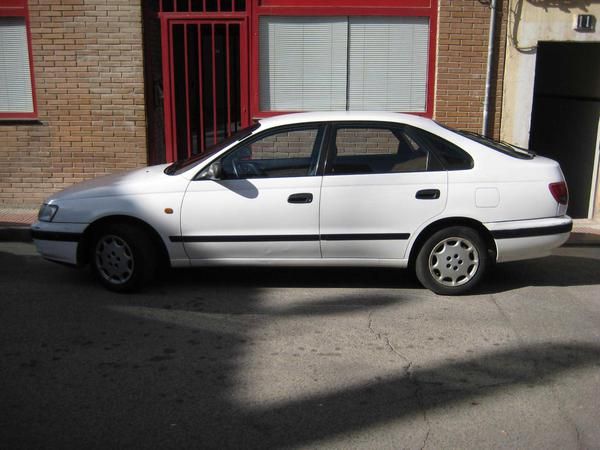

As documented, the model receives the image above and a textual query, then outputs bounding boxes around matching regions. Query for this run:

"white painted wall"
[501,0,600,218]
[501,0,600,147]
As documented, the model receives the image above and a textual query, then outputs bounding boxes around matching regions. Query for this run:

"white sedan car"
[32,112,572,295]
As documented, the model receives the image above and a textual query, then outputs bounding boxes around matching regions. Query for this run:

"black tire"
[415,226,488,295]
[90,223,157,292]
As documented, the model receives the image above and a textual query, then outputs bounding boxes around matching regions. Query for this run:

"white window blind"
[259,16,430,113]
[0,17,34,113]
[348,17,429,112]
[259,16,348,111]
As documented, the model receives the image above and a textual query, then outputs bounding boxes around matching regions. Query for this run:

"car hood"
[47,164,174,202]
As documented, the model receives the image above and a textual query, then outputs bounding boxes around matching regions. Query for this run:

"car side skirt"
[187,258,409,268]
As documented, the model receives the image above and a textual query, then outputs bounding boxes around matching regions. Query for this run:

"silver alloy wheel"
[428,236,480,287]
[95,234,134,285]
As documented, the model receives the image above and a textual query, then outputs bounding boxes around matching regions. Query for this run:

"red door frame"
[157,0,437,161]
[160,13,250,162]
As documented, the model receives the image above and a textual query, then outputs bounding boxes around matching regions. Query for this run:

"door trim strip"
[170,233,410,243]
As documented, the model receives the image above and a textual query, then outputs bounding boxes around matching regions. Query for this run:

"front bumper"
[31,221,87,265]
[485,216,572,263]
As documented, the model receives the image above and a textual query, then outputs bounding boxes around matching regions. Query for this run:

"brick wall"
[435,0,508,138]
[250,129,317,160]
[0,0,510,207]
[0,0,147,208]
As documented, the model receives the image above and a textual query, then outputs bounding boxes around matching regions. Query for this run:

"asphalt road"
[1,242,599,449]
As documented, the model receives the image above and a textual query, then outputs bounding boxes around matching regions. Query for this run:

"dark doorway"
[163,18,249,162]
[529,42,600,218]
[142,1,249,164]
[169,21,245,160]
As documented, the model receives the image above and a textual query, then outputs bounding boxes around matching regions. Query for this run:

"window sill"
[0,118,45,125]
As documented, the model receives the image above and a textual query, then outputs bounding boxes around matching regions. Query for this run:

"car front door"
[319,122,448,260]
[180,124,325,263]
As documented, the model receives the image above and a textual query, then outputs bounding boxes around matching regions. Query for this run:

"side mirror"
[197,161,222,180]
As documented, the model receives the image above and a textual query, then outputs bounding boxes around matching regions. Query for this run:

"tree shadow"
[1,249,600,448]
[232,342,600,448]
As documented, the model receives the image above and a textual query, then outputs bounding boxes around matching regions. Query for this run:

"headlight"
[38,204,58,222]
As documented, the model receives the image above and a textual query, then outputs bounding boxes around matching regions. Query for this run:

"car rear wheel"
[91,223,157,292]
[415,226,488,295]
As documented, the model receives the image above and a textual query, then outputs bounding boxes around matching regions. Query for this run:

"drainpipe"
[482,0,498,137]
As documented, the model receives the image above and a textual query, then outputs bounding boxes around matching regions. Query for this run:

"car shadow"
[2,249,600,448]
[478,253,600,294]
[154,251,600,295]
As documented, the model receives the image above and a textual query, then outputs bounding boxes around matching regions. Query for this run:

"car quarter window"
[220,126,322,179]
[327,125,433,175]
[411,127,474,170]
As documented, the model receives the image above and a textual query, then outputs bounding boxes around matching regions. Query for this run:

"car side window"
[220,127,322,179]
[410,127,474,170]
[327,125,431,175]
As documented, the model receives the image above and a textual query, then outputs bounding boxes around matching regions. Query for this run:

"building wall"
[0,0,147,208]
[501,0,600,218]
[435,0,508,139]
[501,0,600,147]
[0,0,509,208]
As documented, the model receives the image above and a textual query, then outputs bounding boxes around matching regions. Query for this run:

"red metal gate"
[160,13,249,161]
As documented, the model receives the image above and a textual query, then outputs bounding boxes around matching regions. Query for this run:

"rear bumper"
[485,216,572,263]
[31,221,86,265]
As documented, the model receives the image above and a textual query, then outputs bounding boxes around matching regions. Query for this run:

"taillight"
[549,181,568,205]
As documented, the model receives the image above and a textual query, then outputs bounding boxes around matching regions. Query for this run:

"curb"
[0,226,33,243]
[562,232,600,247]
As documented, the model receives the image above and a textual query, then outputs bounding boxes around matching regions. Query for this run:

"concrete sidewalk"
[0,207,38,242]
[1,205,600,245]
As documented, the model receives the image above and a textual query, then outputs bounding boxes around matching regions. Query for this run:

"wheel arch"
[77,215,170,268]
[407,217,497,269]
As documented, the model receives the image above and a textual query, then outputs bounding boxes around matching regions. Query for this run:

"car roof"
[256,111,435,130]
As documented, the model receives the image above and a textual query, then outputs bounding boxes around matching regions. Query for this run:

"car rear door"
[180,124,325,262]
[319,122,448,260]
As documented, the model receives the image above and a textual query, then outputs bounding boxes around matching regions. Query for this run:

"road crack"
[367,311,432,449]
[488,295,583,449]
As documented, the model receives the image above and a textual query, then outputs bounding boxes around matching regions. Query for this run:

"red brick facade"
[0,0,507,207]
[435,0,507,139]
[0,0,147,207]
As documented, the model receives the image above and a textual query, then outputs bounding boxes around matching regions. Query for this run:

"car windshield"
[436,122,535,160]
[164,123,261,175]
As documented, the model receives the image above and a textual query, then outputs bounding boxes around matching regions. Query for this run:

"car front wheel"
[91,223,157,292]
[415,226,488,295]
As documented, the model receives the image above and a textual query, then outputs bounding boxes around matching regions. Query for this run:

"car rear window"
[410,127,473,170]
[436,122,535,160]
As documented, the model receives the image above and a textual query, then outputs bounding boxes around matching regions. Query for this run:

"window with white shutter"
[258,16,430,113]
[259,17,348,111]
[348,17,429,112]
[0,1,36,119]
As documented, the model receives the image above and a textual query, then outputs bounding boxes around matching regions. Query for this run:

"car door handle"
[288,193,313,204]
[415,189,440,200]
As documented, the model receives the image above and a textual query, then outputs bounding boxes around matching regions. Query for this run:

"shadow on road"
[1,248,599,448]
[481,254,600,293]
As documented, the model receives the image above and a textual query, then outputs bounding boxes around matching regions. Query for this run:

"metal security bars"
[161,19,248,160]
[159,0,246,13]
